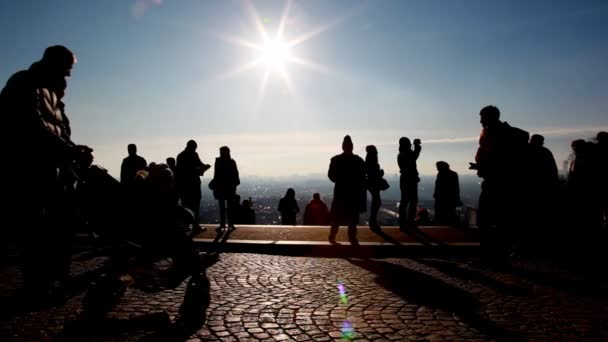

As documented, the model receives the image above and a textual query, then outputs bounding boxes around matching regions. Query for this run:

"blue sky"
[1,0,607,178]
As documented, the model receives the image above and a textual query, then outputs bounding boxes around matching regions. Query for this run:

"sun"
[219,0,337,101]
[258,38,290,70]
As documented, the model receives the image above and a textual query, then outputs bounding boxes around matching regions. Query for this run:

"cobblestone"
[1,253,608,341]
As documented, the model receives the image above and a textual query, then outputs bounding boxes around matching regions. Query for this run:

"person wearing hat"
[328,135,366,245]
[1,45,89,301]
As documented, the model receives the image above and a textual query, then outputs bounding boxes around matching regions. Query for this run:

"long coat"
[212,157,240,200]
[328,153,366,225]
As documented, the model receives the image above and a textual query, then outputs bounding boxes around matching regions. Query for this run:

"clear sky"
[1,0,607,179]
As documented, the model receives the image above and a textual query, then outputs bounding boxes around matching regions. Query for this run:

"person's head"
[128,144,137,156]
[597,131,608,145]
[571,139,586,154]
[219,146,230,158]
[436,161,449,172]
[285,188,295,199]
[479,105,501,128]
[399,137,411,152]
[342,135,353,154]
[365,145,378,155]
[313,193,321,201]
[41,45,76,78]
[365,145,378,163]
[530,134,544,147]
[242,199,251,209]
[186,140,197,151]
[166,157,176,168]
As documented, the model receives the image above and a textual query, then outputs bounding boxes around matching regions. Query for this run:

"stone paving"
[1,252,608,341]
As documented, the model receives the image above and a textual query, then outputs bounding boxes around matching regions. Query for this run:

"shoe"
[216,226,225,231]
[228,225,236,230]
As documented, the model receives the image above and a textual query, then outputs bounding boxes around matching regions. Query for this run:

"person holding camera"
[398,137,422,231]
[176,140,211,229]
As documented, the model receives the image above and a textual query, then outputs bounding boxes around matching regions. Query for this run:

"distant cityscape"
[198,174,484,225]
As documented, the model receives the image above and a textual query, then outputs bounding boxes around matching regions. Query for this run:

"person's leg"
[407,183,418,227]
[399,184,407,230]
[218,199,226,228]
[328,224,339,242]
[369,190,380,228]
[227,196,235,229]
[348,222,358,245]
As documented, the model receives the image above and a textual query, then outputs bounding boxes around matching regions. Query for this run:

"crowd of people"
[2,45,607,300]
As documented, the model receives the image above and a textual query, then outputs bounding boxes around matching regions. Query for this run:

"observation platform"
[193,225,480,257]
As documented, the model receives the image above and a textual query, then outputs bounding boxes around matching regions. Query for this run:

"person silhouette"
[398,137,421,231]
[433,161,461,225]
[597,132,608,227]
[1,45,88,300]
[176,140,211,229]
[303,193,330,225]
[120,144,147,185]
[166,157,177,174]
[528,134,559,233]
[211,146,240,230]
[328,135,366,245]
[471,105,529,265]
[568,139,602,231]
[278,188,299,225]
[239,199,256,224]
[365,145,385,231]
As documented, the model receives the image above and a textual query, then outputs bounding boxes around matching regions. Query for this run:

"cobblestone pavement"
[1,252,608,341]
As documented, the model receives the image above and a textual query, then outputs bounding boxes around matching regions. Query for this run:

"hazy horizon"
[1,0,607,179]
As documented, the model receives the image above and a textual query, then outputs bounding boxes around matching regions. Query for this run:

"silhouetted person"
[238,199,256,224]
[278,188,299,225]
[328,135,366,244]
[398,137,421,230]
[1,45,87,300]
[176,140,211,227]
[120,144,147,185]
[568,139,602,231]
[166,157,176,174]
[365,145,386,230]
[415,208,431,226]
[303,193,330,225]
[597,132,608,227]
[528,134,559,232]
[471,105,529,264]
[433,161,461,225]
[211,146,240,230]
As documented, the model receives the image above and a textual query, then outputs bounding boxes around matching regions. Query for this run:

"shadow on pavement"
[415,258,528,296]
[346,258,527,342]
[370,228,402,245]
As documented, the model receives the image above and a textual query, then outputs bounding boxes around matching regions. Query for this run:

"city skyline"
[1,0,607,178]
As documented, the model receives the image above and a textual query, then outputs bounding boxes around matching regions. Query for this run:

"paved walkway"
[2,249,607,341]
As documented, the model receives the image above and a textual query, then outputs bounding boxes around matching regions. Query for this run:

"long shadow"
[54,254,218,342]
[404,227,447,247]
[346,258,527,341]
[0,259,109,320]
[370,228,402,245]
[415,259,527,296]
[508,265,608,299]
